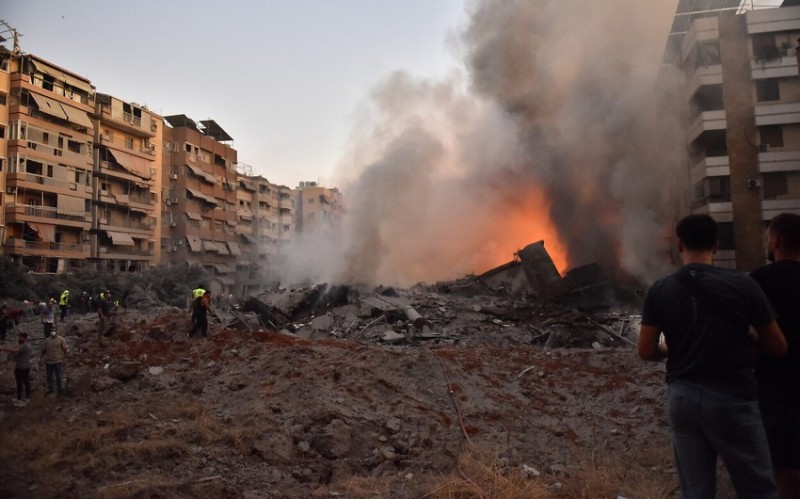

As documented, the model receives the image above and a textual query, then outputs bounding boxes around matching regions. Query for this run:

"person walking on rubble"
[638,214,787,499]
[58,289,70,322]
[188,290,212,338]
[96,290,113,338]
[1,332,32,406]
[751,212,800,499]
[40,298,56,339]
[40,328,68,396]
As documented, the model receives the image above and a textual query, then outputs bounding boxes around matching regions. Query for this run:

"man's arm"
[638,324,668,361]
[755,320,787,356]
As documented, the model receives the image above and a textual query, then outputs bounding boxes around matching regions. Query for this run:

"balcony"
[7,172,93,195]
[4,203,91,228]
[762,198,800,220]
[759,149,800,173]
[98,245,154,260]
[690,156,730,184]
[4,239,90,258]
[754,102,800,127]
[687,110,726,142]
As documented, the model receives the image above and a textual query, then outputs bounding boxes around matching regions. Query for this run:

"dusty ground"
[0,286,685,498]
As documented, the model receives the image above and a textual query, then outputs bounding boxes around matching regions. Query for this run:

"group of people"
[0,323,69,407]
[639,213,800,498]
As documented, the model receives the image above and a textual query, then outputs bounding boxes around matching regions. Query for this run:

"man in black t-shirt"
[751,212,800,498]
[638,214,787,498]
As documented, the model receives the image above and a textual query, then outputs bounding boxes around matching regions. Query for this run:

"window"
[763,172,788,200]
[0,93,6,105]
[125,137,134,149]
[185,143,192,153]
[760,125,784,148]
[42,74,54,91]
[756,79,780,102]
[753,33,779,61]
[0,125,5,139]
[67,140,81,153]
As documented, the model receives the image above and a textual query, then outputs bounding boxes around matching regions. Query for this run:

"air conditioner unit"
[747,178,761,189]
[170,174,178,180]
[6,186,17,194]
[758,144,769,153]
[170,222,177,227]
[170,197,178,204]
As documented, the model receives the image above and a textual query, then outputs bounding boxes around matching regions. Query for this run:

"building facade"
[1,52,95,272]
[93,94,162,271]
[680,3,800,270]
[294,181,344,236]
[161,115,239,288]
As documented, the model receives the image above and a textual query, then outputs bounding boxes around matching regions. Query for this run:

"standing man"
[58,289,70,322]
[40,298,56,339]
[638,214,787,498]
[39,328,68,396]
[96,290,112,338]
[751,212,800,498]
[188,290,212,338]
[1,332,32,406]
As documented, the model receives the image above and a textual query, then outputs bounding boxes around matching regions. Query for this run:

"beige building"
[680,3,800,270]
[236,173,296,290]
[294,181,344,236]
[161,115,239,288]
[93,94,162,271]
[1,51,95,272]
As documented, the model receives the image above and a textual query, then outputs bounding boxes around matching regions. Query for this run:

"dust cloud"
[279,0,685,288]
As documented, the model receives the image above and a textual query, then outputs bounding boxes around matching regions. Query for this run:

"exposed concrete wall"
[719,14,765,271]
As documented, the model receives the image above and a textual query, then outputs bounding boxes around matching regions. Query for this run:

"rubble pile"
[0,245,677,498]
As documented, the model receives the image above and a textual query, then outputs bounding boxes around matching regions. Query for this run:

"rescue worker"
[188,290,212,338]
[192,285,206,300]
[58,289,70,322]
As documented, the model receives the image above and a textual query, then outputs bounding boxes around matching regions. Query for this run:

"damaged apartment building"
[674,1,800,270]
[0,44,322,286]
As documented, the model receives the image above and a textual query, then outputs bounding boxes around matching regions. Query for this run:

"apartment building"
[236,174,295,289]
[294,181,344,236]
[1,51,95,273]
[680,3,800,270]
[93,94,162,271]
[161,115,239,288]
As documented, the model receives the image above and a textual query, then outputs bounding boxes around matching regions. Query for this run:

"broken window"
[763,172,788,200]
[756,79,780,102]
[760,125,784,148]
[753,33,779,61]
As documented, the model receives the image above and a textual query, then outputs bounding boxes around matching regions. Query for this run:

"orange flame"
[479,186,569,275]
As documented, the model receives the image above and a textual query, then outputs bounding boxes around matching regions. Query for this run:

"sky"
[4,0,467,188]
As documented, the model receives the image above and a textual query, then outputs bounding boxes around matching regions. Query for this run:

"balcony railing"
[8,172,92,193]
[5,203,90,223]
[4,239,90,257]
[123,112,142,126]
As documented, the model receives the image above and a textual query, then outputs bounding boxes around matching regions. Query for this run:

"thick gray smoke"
[280,0,685,287]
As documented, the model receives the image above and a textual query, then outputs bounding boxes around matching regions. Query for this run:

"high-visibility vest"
[193,288,206,299]
[59,290,70,306]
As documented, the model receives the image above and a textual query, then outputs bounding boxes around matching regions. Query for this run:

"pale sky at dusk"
[4,0,466,188]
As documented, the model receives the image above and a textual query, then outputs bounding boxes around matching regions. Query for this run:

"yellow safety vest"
[193,288,206,299]
[59,290,69,306]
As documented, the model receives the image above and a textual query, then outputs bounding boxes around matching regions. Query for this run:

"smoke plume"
[280,0,685,287]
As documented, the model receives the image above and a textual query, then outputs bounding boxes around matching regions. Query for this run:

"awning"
[238,211,253,221]
[186,164,216,184]
[29,92,69,120]
[240,233,255,244]
[186,236,202,252]
[31,60,93,94]
[239,179,256,192]
[26,222,55,242]
[202,240,221,252]
[60,103,94,129]
[57,194,86,215]
[129,206,149,215]
[216,243,230,255]
[185,211,202,221]
[186,188,218,206]
[113,192,130,204]
[227,241,242,256]
[106,231,135,246]
[107,149,152,179]
[213,264,235,274]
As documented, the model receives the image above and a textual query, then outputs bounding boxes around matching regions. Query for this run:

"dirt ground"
[0,285,688,498]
